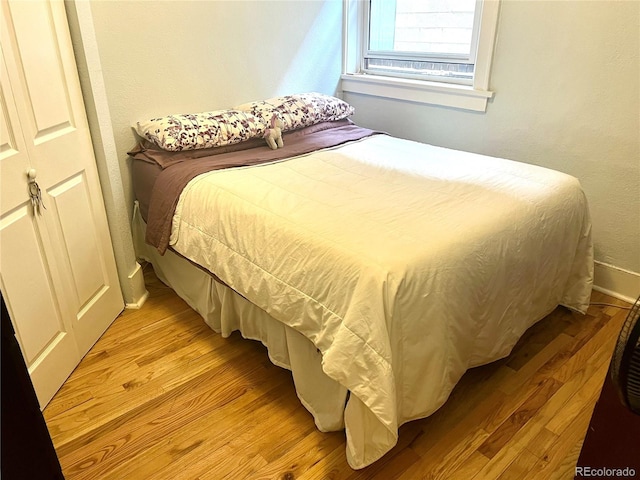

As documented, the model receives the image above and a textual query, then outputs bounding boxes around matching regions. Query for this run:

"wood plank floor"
[43,266,632,479]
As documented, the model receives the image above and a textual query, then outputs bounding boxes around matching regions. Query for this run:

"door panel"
[7,0,74,136]
[49,173,105,306]
[0,0,124,407]
[45,167,124,354]
[0,206,67,364]
[0,49,29,213]
[0,204,80,407]
[0,79,18,153]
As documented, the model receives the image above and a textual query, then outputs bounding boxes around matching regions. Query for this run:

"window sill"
[340,73,494,112]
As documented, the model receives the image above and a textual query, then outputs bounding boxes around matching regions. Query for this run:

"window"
[341,0,501,112]
[365,0,480,84]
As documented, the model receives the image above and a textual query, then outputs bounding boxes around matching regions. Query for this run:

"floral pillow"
[134,109,266,152]
[235,93,355,132]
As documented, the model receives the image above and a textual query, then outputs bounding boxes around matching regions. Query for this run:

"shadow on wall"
[275,0,343,96]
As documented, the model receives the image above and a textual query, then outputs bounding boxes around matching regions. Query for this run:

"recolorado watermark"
[576,466,637,477]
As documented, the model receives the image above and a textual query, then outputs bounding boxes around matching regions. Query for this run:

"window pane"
[369,0,477,58]
[364,58,474,81]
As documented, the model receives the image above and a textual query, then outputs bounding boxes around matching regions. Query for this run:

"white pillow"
[235,93,355,132]
[134,109,266,151]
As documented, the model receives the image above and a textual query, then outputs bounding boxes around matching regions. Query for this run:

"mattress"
[132,127,593,468]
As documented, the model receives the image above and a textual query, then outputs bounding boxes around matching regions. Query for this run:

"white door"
[0,0,123,408]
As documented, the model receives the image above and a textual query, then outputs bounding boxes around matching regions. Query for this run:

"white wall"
[343,0,640,299]
[87,0,344,215]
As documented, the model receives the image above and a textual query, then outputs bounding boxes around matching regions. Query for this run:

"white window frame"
[341,0,501,112]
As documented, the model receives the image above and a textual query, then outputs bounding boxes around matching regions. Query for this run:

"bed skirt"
[132,202,349,433]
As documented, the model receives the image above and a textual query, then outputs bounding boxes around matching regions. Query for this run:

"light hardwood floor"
[43,266,631,479]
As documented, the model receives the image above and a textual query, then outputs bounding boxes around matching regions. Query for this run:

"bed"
[129,93,593,469]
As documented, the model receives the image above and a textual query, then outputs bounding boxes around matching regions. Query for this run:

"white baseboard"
[124,261,149,309]
[593,261,640,304]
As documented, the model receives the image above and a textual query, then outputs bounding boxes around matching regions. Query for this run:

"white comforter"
[169,134,593,468]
